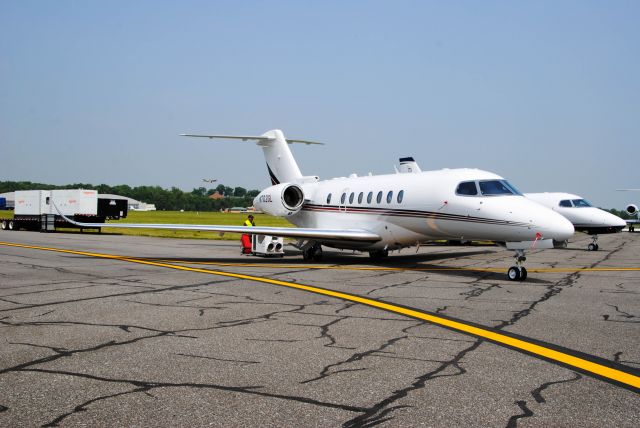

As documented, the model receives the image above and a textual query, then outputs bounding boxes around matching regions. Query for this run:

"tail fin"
[259,129,302,184]
[182,129,322,184]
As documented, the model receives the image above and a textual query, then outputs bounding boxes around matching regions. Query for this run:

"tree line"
[0,181,261,211]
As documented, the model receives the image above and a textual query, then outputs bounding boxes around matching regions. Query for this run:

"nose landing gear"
[507,249,528,281]
[587,235,599,251]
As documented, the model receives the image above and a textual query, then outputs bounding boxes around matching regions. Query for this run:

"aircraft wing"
[625,219,640,224]
[61,215,380,242]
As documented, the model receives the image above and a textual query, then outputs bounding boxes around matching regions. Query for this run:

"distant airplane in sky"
[63,129,574,281]
[526,192,626,250]
[202,178,217,183]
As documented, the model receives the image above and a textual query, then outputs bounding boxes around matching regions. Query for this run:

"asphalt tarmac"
[0,230,638,427]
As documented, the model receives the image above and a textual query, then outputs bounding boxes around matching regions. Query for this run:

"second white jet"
[525,192,626,250]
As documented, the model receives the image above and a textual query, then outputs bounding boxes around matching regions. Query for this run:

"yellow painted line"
[158,259,640,273]
[1,241,638,391]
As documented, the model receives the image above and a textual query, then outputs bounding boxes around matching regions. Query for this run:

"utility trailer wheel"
[8,220,15,231]
[507,266,521,281]
[0,220,6,230]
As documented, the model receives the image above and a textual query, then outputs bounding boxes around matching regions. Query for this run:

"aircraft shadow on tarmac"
[139,248,552,284]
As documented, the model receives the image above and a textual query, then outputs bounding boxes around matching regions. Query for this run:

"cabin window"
[358,192,364,204]
[376,191,383,203]
[397,190,404,203]
[572,199,592,208]
[349,192,355,204]
[341,193,346,204]
[367,192,373,204]
[559,200,572,207]
[387,191,393,203]
[456,181,478,196]
[326,193,331,204]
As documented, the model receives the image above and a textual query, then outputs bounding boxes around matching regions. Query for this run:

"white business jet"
[525,192,626,250]
[62,129,574,281]
[616,189,640,232]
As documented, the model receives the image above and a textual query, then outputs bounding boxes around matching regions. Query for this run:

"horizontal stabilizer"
[181,134,323,145]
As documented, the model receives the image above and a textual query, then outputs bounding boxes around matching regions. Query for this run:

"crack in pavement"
[531,373,582,404]
[300,334,411,385]
[175,353,261,365]
[0,277,237,314]
[342,339,483,427]
[19,368,366,427]
[339,239,631,425]
[505,400,534,428]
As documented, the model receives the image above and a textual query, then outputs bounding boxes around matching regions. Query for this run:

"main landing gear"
[368,249,389,260]
[587,235,599,251]
[302,243,323,261]
[507,249,528,281]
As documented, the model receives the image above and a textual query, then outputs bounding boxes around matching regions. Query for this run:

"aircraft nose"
[542,212,575,241]
[609,212,627,227]
[550,215,575,241]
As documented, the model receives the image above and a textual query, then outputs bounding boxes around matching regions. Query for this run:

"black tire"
[0,220,6,230]
[312,247,323,261]
[594,244,599,251]
[8,220,15,231]
[587,243,596,251]
[508,266,520,281]
[519,267,527,281]
[368,249,389,260]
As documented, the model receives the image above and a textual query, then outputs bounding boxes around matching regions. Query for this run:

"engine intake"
[254,183,305,217]
[626,204,638,216]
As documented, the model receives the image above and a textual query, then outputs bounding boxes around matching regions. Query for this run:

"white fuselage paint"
[276,169,575,250]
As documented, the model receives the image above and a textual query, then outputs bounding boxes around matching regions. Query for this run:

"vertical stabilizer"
[181,129,321,185]
[259,129,303,184]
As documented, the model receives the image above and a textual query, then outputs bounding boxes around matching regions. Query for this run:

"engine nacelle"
[254,183,305,217]
[626,204,638,215]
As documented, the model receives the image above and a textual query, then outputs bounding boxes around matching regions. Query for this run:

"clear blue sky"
[1,1,638,208]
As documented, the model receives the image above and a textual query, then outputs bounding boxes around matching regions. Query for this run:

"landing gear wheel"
[594,244,599,251]
[508,266,521,281]
[8,220,14,231]
[519,267,527,281]
[312,246,323,261]
[587,243,597,251]
[368,249,389,260]
[303,244,323,262]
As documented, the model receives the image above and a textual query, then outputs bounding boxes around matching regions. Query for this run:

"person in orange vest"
[241,215,255,254]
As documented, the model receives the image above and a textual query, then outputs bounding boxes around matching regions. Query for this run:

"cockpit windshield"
[478,180,523,196]
[571,199,592,208]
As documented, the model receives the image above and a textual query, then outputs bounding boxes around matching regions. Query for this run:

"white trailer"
[1,189,115,232]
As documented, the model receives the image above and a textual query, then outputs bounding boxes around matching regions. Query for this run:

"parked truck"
[0,190,127,232]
